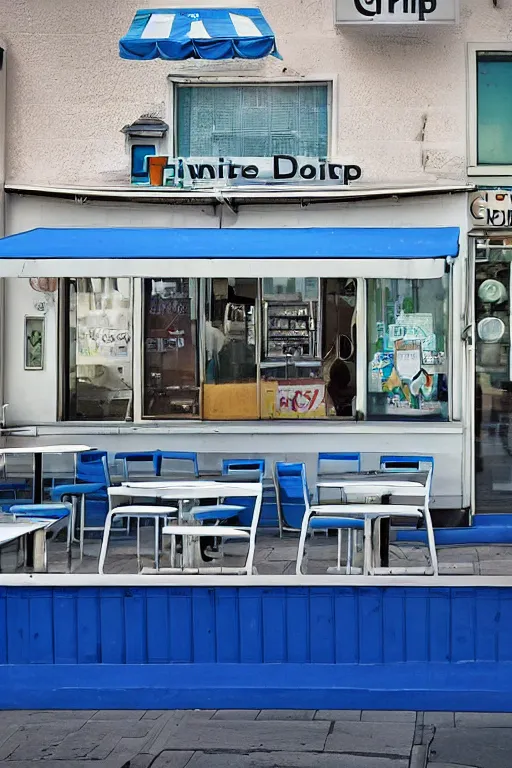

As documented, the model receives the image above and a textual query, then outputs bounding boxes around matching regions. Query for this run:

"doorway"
[474,238,512,512]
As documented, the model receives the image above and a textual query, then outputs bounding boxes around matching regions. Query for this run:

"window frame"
[168,74,337,159]
[467,43,512,176]
[364,275,452,422]
[60,278,135,423]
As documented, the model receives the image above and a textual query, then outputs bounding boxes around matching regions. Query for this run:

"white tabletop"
[0,521,48,545]
[311,504,422,519]
[317,479,423,489]
[162,525,250,538]
[0,444,92,455]
[112,482,262,500]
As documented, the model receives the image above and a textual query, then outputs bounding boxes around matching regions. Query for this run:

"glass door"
[474,239,512,512]
[65,278,133,421]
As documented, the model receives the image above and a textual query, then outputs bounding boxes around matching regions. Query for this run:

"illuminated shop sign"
[143,155,362,188]
[334,0,458,24]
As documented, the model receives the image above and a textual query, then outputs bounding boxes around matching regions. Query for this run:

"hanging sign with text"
[470,190,512,228]
[334,0,459,24]
[144,155,362,189]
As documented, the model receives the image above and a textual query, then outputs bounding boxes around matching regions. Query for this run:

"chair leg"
[136,517,141,570]
[154,516,160,571]
[79,494,86,561]
[98,511,114,575]
[336,529,342,571]
[295,512,310,576]
[346,529,353,574]
[363,517,373,575]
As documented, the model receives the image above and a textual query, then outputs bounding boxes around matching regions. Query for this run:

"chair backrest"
[317,452,361,475]
[222,458,265,480]
[114,451,157,479]
[155,451,199,478]
[380,455,434,474]
[273,461,309,531]
[76,450,110,486]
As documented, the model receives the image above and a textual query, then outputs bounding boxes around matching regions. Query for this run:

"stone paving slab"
[184,751,409,768]
[361,710,416,723]
[0,762,131,768]
[428,726,512,768]
[325,721,415,757]
[454,712,512,727]
[155,718,331,753]
[315,710,362,721]
[211,710,260,720]
[256,709,316,721]
[423,712,455,727]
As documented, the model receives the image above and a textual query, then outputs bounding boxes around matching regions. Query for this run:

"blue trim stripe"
[120,8,281,61]
[0,227,460,260]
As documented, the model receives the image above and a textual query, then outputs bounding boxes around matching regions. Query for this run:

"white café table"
[102,480,263,573]
[0,444,93,504]
[0,445,93,569]
[0,521,51,572]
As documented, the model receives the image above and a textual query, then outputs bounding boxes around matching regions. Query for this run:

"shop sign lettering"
[277,384,325,415]
[470,190,512,228]
[335,0,458,24]
[143,155,362,188]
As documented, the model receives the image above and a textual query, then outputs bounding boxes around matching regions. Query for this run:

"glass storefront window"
[61,275,451,423]
[66,278,133,421]
[259,278,356,420]
[203,278,258,420]
[367,277,449,419]
[143,278,199,418]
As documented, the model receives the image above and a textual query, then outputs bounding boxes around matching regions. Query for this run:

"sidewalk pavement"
[0,708,507,768]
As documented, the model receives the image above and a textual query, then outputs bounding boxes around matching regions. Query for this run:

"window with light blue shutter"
[477,53,512,165]
[176,84,329,157]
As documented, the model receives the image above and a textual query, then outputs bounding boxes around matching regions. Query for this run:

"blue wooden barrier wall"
[1,584,512,711]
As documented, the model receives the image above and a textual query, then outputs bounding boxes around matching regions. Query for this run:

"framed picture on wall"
[24,316,45,370]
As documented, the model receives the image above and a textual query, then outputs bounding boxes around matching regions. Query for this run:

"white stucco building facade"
[3,0,512,518]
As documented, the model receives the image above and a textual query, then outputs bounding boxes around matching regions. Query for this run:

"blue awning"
[119,8,281,61]
[0,227,459,261]
[0,227,459,279]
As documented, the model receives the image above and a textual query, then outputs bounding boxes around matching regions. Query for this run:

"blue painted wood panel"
[1,585,512,665]
[0,585,511,710]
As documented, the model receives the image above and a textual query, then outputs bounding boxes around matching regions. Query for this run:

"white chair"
[296,512,366,575]
[99,489,177,573]
[293,464,366,575]
[317,471,438,576]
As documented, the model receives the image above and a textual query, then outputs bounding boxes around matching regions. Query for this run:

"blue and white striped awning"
[119,7,281,61]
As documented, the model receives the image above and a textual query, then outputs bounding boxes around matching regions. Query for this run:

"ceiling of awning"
[119,7,281,61]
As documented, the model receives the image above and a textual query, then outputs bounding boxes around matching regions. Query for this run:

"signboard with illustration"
[335,0,458,24]
[141,154,362,189]
[261,381,326,419]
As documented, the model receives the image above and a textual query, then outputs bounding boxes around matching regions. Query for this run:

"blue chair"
[317,453,361,475]
[380,455,434,474]
[51,450,111,559]
[274,462,311,535]
[317,453,361,504]
[154,451,199,478]
[115,451,157,480]
[222,459,265,527]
